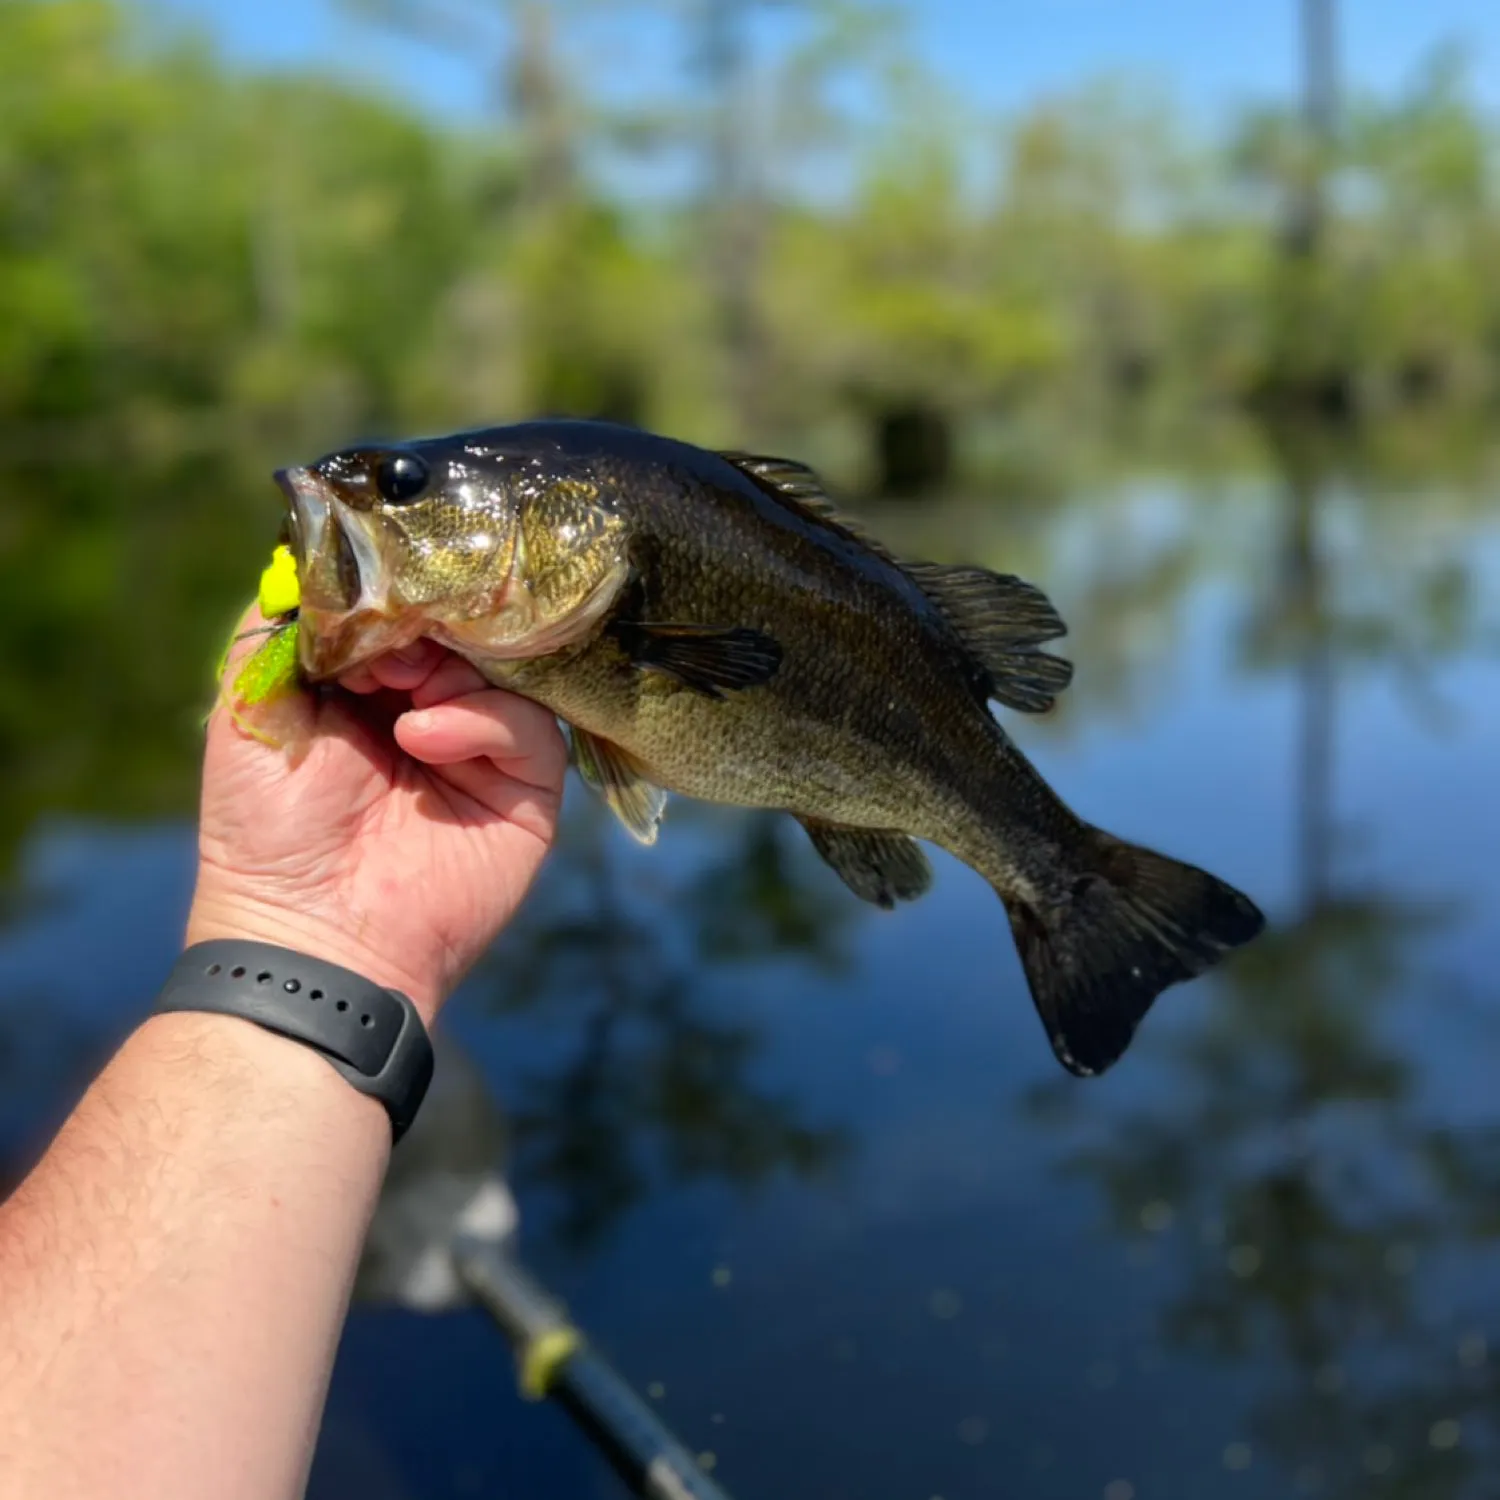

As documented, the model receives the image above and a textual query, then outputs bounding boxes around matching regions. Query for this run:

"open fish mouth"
[273,466,318,574]
[274,466,362,614]
[271,464,421,679]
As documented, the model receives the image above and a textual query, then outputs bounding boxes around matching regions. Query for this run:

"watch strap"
[156,940,434,1141]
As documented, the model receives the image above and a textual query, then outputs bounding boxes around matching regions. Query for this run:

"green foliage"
[8,1,1500,462]
[4,0,1500,869]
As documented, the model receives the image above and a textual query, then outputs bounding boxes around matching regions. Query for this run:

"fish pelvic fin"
[798,818,932,909]
[905,563,1073,715]
[570,727,667,844]
[998,828,1265,1076]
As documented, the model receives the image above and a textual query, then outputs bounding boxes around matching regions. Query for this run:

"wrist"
[133,1008,391,1149]
[185,889,446,1027]
[159,938,435,1142]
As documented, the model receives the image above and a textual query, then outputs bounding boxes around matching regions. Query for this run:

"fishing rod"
[453,1230,736,1500]
[356,1042,739,1500]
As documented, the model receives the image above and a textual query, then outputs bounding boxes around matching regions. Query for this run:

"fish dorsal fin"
[717,451,902,564]
[718,451,828,503]
[719,450,1073,714]
[904,563,1074,715]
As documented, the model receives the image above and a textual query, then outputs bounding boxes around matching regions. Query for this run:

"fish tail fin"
[997,826,1265,1076]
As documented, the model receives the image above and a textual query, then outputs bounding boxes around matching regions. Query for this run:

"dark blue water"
[4,453,1498,1499]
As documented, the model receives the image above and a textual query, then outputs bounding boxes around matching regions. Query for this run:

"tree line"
[5,0,1500,485]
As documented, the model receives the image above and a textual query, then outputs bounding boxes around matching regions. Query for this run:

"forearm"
[0,1009,390,1500]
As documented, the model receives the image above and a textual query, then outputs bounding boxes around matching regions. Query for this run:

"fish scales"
[506,439,1016,847]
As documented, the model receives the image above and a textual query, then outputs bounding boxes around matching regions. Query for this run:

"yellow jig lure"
[214,543,305,745]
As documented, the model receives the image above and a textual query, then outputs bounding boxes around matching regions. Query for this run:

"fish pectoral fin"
[615,622,782,700]
[798,819,933,910]
[569,727,667,845]
[904,562,1074,714]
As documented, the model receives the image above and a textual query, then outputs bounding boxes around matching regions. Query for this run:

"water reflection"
[1024,417,1500,1498]
[2,416,1498,1497]
[470,805,855,1248]
[0,445,277,900]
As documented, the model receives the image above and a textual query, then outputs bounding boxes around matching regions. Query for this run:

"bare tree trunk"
[1287,0,1337,259]
[697,0,767,439]
[507,0,574,215]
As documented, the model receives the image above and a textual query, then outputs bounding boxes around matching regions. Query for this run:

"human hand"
[186,610,567,1023]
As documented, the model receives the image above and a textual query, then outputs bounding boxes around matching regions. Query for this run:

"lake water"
[3,424,1498,1499]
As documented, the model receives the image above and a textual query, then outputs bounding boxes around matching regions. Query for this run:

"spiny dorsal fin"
[718,452,829,503]
[905,562,1074,715]
[717,451,903,564]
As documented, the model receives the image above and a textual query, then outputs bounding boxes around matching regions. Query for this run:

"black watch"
[155,940,434,1141]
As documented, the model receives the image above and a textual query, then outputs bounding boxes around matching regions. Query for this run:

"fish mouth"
[273,464,403,678]
[274,465,365,615]
[273,467,316,577]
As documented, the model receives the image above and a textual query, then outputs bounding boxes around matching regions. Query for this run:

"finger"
[337,665,384,695]
[424,753,561,848]
[365,639,447,693]
[394,689,567,789]
[408,654,492,711]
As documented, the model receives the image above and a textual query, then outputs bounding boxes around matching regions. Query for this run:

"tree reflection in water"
[466,800,856,1249]
[1023,419,1500,1499]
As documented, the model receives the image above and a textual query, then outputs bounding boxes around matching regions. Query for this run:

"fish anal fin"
[570,727,666,844]
[615,621,782,700]
[798,818,933,910]
[905,562,1074,714]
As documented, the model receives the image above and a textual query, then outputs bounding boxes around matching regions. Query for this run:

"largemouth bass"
[275,420,1264,1076]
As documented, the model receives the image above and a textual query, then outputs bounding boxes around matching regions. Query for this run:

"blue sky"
[153,0,1500,126]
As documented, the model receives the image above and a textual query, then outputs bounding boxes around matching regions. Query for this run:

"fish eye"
[374,451,430,505]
